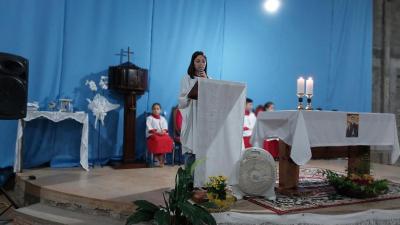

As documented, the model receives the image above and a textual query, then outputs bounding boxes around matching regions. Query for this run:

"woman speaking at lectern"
[178,51,209,162]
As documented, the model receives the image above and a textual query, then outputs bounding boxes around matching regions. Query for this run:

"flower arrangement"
[85,76,119,128]
[324,170,389,198]
[205,175,236,211]
[206,175,228,200]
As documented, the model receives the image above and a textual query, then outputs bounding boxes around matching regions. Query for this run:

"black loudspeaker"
[0,52,29,120]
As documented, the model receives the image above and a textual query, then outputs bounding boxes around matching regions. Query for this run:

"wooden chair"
[172,106,184,165]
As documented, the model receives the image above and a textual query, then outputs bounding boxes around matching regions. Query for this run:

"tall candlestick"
[306,77,313,95]
[297,77,305,95]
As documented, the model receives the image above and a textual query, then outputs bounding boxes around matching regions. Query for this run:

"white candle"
[306,77,313,95]
[297,77,305,94]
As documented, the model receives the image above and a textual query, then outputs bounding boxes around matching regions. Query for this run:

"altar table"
[251,110,400,193]
[14,111,89,172]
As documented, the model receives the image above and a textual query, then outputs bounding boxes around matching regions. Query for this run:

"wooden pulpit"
[108,59,148,168]
[188,79,246,186]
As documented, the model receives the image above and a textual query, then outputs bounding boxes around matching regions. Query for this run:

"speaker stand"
[0,187,18,217]
[15,119,25,173]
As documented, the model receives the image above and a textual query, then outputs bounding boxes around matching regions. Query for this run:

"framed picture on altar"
[346,113,359,138]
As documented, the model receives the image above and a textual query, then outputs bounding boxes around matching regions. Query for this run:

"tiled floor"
[15,160,400,215]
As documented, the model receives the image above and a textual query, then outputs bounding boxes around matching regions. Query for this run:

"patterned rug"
[245,167,400,215]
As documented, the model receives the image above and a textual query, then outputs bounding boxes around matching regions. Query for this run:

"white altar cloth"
[14,111,89,172]
[251,111,400,165]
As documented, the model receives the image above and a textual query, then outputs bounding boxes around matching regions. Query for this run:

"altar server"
[255,105,265,116]
[243,98,257,148]
[264,101,275,112]
[146,103,173,167]
[262,101,279,158]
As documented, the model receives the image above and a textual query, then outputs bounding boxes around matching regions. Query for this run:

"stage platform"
[2,160,400,225]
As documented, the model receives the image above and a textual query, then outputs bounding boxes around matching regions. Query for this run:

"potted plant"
[324,170,389,199]
[205,176,236,212]
[126,161,216,225]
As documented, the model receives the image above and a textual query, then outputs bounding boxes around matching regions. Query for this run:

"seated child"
[146,103,173,167]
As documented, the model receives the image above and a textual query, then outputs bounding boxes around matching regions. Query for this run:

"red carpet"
[245,168,400,214]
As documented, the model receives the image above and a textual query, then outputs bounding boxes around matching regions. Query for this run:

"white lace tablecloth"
[251,111,400,166]
[14,111,89,172]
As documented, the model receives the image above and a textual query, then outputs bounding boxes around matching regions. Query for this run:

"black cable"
[0,188,18,217]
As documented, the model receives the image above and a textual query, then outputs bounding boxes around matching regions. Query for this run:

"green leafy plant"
[126,160,216,225]
[323,169,389,198]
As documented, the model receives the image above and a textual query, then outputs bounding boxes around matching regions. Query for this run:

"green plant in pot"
[324,169,389,199]
[126,160,216,225]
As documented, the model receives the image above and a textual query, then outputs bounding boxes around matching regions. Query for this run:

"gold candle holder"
[297,93,304,110]
[305,94,313,110]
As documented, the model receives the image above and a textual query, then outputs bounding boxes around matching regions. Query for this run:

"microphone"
[198,68,206,77]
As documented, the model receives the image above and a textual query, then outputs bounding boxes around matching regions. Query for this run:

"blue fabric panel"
[0,0,65,168]
[57,0,153,164]
[0,0,372,168]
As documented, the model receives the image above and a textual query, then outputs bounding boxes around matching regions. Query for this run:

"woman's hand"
[156,130,167,136]
[199,71,207,78]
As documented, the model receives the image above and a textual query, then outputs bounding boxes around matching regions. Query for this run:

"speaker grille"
[0,53,28,120]
[0,59,25,76]
[0,76,27,119]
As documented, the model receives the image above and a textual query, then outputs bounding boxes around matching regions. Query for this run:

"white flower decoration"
[99,76,108,90]
[85,80,98,92]
[86,76,119,128]
[87,94,119,128]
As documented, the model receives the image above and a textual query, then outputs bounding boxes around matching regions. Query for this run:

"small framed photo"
[59,99,73,112]
[346,113,359,138]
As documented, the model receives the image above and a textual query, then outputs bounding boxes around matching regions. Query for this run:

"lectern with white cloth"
[251,110,400,194]
[180,78,246,187]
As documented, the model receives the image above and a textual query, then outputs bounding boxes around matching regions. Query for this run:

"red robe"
[146,114,173,154]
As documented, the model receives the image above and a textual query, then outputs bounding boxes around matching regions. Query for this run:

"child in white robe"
[243,98,257,149]
[146,103,173,167]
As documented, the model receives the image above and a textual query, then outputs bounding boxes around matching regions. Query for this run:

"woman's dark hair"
[152,103,162,110]
[264,101,274,109]
[187,51,207,79]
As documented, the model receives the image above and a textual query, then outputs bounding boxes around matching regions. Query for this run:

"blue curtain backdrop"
[0,0,372,169]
